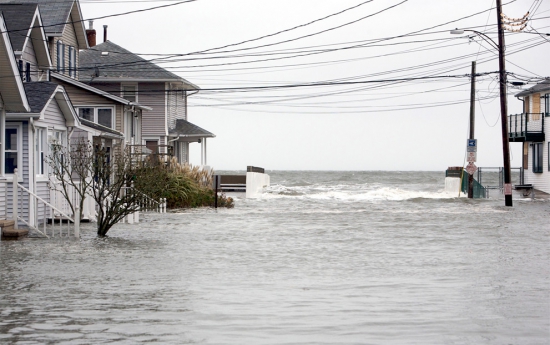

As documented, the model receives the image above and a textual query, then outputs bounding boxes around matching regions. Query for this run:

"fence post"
[74,206,80,238]
[13,169,18,230]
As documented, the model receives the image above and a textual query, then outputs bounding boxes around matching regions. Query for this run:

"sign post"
[466,138,477,198]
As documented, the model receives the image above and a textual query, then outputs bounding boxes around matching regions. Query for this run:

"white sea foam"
[261,184,456,201]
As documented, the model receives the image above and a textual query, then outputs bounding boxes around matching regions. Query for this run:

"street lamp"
[450,0,513,207]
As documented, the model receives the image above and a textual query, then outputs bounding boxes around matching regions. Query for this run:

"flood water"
[1,171,549,344]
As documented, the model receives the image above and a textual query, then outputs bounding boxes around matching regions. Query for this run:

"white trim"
[4,122,23,178]
[0,14,30,112]
[75,105,116,129]
[121,83,138,103]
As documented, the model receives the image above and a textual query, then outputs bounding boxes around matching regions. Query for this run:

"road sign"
[466,139,477,152]
[467,152,477,162]
[466,162,477,175]
[467,139,477,152]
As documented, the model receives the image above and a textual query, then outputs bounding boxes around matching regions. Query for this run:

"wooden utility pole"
[496,0,513,206]
[468,61,476,199]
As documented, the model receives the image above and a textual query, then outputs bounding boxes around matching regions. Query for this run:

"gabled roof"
[79,41,199,90]
[0,12,29,112]
[169,119,215,138]
[0,4,35,52]
[0,4,52,67]
[22,81,59,113]
[515,79,550,97]
[4,0,88,48]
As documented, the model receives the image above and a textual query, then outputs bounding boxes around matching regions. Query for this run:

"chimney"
[86,20,96,47]
[103,25,108,43]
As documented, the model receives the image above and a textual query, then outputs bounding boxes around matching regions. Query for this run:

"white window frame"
[532,142,543,173]
[4,123,23,178]
[121,83,138,103]
[57,40,65,73]
[35,127,47,178]
[68,46,76,78]
[76,106,115,129]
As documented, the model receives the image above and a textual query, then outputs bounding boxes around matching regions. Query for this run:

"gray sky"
[81,0,549,171]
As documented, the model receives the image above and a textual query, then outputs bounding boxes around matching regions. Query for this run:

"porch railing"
[508,112,545,139]
[13,169,80,238]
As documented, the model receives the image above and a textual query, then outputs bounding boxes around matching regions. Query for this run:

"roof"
[516,79,550,97]
[169,119,215,138]
[0,4,37,52]
[79,117,124,139]
[79,41,198,89]
[22,81,60,113]
[4,0,71,36]
[4,0,87,49]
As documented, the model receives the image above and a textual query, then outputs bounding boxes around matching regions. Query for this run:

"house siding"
[138,82,167,137]
[523,91,550,194]
[50,15,79,79]
[21,38,39,81]
[40,98,66,128]
[52,79,123,132]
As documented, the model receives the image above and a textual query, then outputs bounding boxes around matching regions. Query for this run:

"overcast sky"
[80,0,549,171]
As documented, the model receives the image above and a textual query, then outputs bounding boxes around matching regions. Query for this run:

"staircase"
[0,219,28,239]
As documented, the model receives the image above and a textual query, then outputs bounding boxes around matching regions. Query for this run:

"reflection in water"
[1,171,549,344]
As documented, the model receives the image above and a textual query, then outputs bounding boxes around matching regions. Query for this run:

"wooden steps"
[0,220,28,239]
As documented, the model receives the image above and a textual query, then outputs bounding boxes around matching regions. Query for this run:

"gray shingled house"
[79,33,215,165]
[3,0,88,80]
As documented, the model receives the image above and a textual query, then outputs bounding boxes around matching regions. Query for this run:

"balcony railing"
[508,112,545,142]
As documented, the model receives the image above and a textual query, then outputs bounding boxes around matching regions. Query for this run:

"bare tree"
[48,139,144,237]
[48,137,94,222]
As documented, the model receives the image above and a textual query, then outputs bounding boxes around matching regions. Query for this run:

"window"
[545,94,549,117]
[36,128,46,176]
[78,108,94,121]
[145,140,158,154]
[532,142,543,173]
[122,85,137,102]
[49,131,66,175]
[5,124,21,175]
[68,46,76,78]
[57,40,65,73]
[18,60,23,80]
[77,107,114,128]
[97,109,112,128]
[25,62,31,82]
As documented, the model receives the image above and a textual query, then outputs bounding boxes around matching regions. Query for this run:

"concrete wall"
[245,172,270,198]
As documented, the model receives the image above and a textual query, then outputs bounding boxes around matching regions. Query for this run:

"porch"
[508,113,545,142]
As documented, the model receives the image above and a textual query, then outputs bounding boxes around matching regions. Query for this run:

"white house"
[508,79,549,194]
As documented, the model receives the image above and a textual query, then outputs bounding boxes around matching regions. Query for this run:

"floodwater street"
[1,171,549,344]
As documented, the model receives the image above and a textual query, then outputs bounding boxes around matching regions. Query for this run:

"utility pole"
[468,61,476,199]
[496,0,513,206]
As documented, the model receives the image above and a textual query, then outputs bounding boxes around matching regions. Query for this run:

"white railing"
[0,181,8,220]
[49,178,97,222]
[12,169,80,238]
[125,186,167,213]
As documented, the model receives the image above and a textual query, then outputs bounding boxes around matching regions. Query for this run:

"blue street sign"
[468,139,477,147]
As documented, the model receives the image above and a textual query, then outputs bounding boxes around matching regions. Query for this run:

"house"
[3,0,88,80]
[79,29,215,165]
[0,6,97,228]
[508,79,549,194]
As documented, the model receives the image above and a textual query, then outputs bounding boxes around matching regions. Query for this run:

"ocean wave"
[261,184,455,201]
